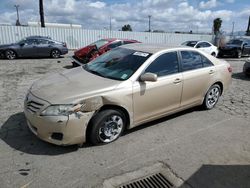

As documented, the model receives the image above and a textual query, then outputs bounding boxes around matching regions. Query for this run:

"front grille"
[26,100,44,113]
[119,173,174,188]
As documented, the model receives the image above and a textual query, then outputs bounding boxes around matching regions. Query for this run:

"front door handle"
[173,78,182,84]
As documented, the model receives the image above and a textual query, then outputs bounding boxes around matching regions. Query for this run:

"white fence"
[0,26,213,49]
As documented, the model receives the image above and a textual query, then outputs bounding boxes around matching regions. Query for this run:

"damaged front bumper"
[24,93,95,146]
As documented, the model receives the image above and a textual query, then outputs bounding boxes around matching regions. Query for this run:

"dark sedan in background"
[218,38,250,58]
[0,36,68,59]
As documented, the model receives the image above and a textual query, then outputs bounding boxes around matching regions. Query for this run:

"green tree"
[122,24,132,31]
[213,18,222,35]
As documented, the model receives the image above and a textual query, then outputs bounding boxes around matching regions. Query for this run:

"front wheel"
[236,50,242,58]
[5,49,17,59]
[51,49,61,58]
[89,109,126,145]
[202,84,221,110]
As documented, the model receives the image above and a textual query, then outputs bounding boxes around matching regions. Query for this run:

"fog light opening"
[51,133,63,141]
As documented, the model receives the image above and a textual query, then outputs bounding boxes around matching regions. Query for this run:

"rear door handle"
[173,78,182,84]
[209,70,215,74]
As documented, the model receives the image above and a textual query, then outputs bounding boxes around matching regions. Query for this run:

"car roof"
[121,43,192,54]
[26,36,52,39]
[104,38,139,42]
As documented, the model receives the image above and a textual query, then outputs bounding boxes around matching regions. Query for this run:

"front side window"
[145,52,179,77]
[91,39,109,49]
[84,47,151,80]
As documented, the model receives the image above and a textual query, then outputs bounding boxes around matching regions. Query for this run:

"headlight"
[41,104,75,116]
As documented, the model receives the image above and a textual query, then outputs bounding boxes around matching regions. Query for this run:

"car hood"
[30,67,121,104]
[0,43,16,49]
[222,44,240,49]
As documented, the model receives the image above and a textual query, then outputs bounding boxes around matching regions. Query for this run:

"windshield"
[90,39,109,49]
[17,38,27,44]
[182,41,197,47]
[83,47,151,81]
[228,40,243,45]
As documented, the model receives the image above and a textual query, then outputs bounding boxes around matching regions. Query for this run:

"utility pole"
[109,17,112,31]
[148,15,151,32]
[39,0,45,27]
[231,21,235,38]
[246,16,250,36]
[14,5,21,26]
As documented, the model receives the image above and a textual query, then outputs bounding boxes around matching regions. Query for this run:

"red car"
[72,38,139,66]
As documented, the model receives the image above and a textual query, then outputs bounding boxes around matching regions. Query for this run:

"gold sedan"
[24,43,232,146]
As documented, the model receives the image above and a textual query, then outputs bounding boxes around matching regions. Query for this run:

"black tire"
[237,50,242,58]
[72,61,79,67]
[51,49,61,58]
[202,84,221,110]
[5,49,17,59]
[88,109,126,145]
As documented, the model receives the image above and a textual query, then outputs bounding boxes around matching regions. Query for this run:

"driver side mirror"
[140,72,158,82]
[196,45,201,48]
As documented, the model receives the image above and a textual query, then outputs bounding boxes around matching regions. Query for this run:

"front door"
[132,51,182,125]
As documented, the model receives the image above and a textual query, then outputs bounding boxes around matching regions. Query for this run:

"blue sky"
[0,0,249,33]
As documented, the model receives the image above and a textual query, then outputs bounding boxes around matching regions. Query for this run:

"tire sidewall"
[5,49,16,59]
[51,49,60,58]
[203,84,221,110]
[89,109,126,145]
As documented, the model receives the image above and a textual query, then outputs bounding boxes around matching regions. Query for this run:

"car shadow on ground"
[63,65,74,69]
[1,107,202,155]
[0,112,79,155]
[179,165,250,188]
[124,106,201,135]
[232,72,250,81]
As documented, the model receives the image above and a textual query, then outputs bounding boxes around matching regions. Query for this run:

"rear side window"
[202,55,214,67]
[197,42,211,48]
[108,41,122,49]
[181,51,213,71]
[145,52,179,77]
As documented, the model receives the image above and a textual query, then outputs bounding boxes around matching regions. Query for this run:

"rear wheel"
[51,49,61,58]
[5,49,17,59]
[202,84,221,110]
[88,109,126,145]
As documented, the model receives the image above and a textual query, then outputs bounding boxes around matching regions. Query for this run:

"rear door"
[19,39,38,57]
[132,51,183,124]
[36,39,50,57]
[196,42,211,54]
[180,50,216,107]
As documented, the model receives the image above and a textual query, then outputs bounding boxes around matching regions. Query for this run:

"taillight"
[228,66,232,73]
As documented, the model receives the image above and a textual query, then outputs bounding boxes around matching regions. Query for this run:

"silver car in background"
[0,36,68,59]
